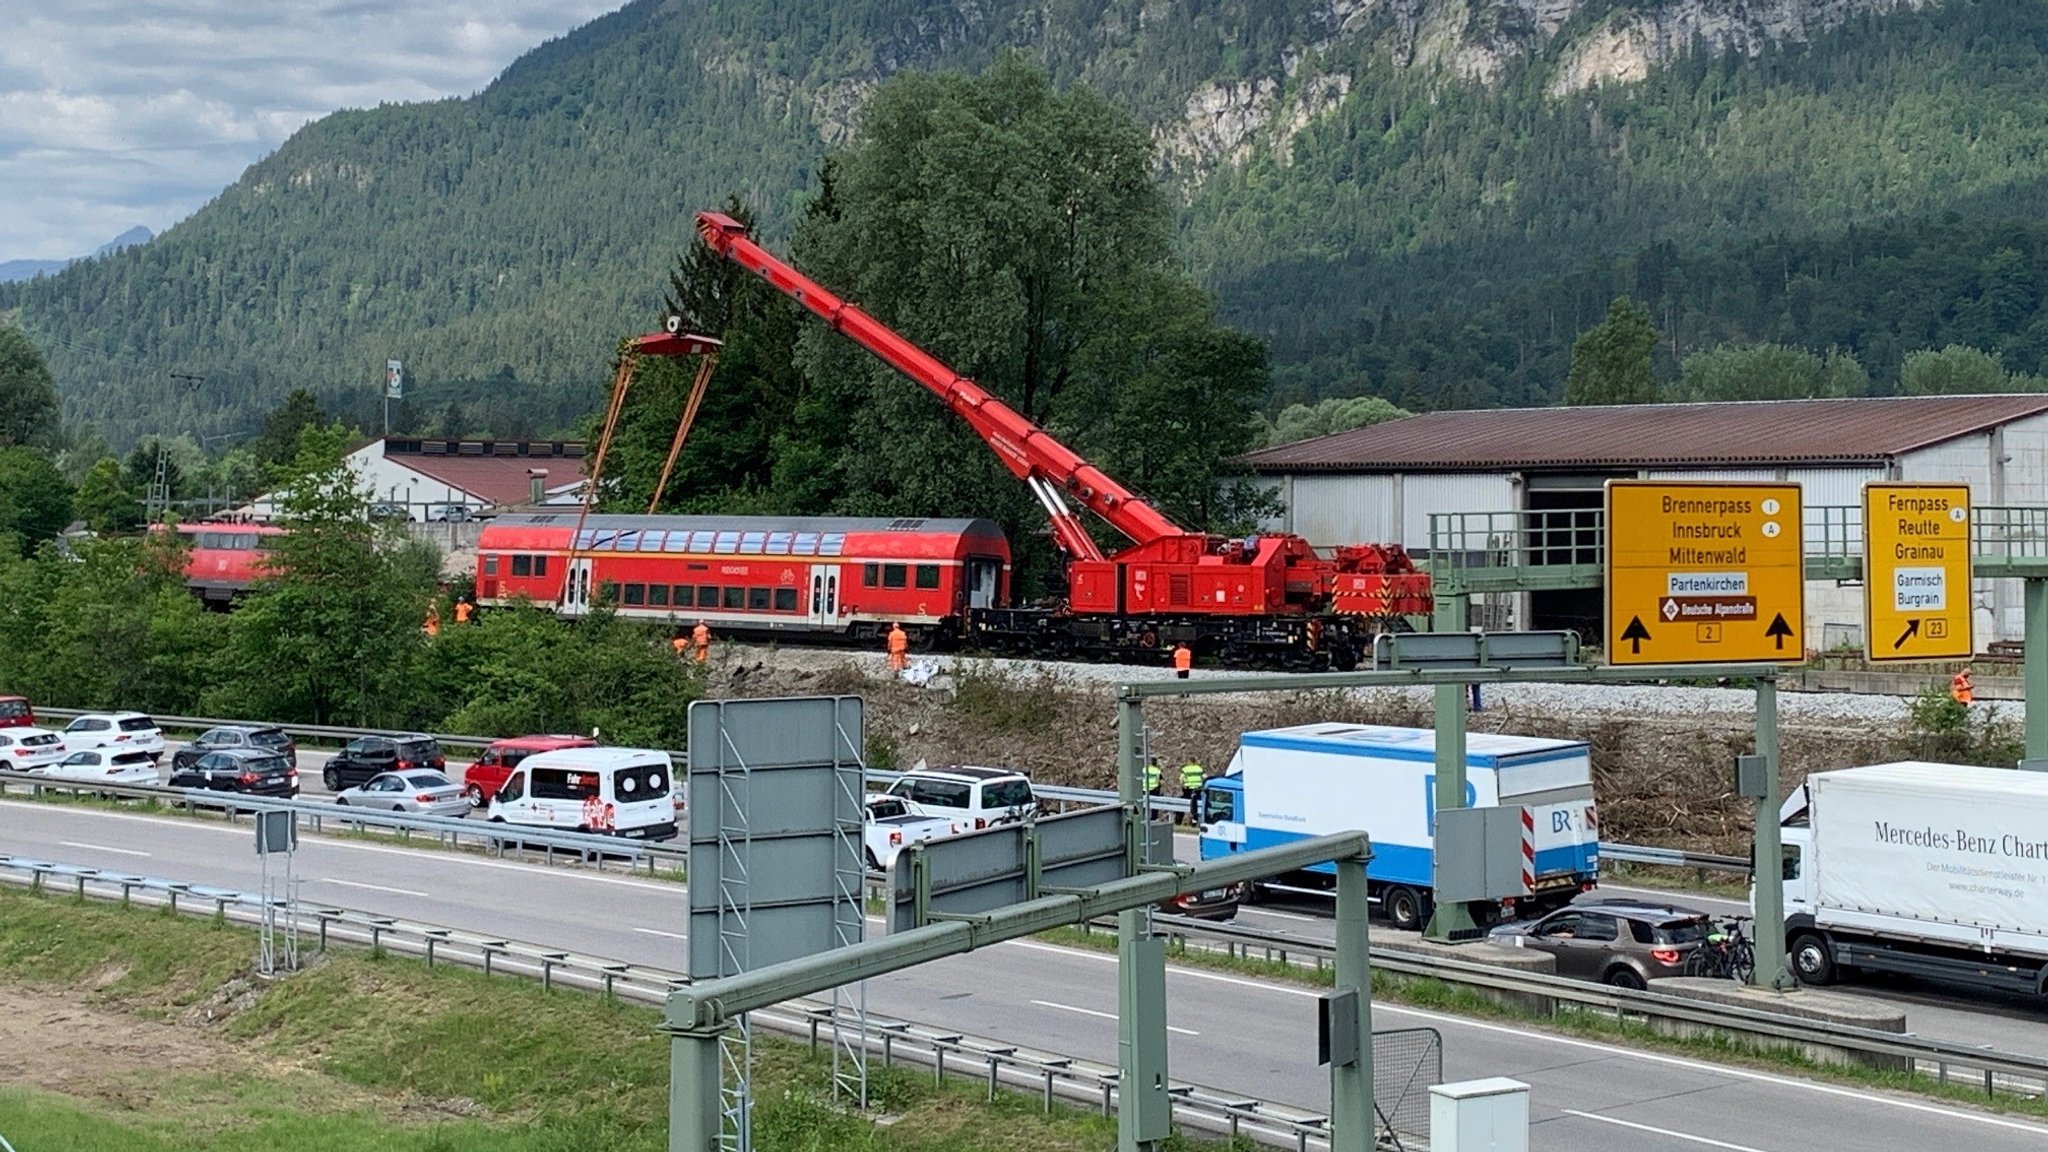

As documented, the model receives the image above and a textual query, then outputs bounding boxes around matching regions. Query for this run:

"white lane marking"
[58,841,150,857]
[5,804,684,893]
[319,878,429,898]
[1561,1109,1775,1151]
[1032,998,1198,1036]
[634,927,688,941]
[1004,941,2048,1137]
[1239,908,1323,925]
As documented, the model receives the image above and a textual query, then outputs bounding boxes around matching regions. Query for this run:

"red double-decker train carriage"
[473,513,1011,644]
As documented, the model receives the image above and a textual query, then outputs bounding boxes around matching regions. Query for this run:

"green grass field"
[0,887,1227,1152]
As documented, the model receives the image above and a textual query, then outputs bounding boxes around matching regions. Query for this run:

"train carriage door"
[808,563,836,628]
[966,557,1000,610]
[561,558,594,618]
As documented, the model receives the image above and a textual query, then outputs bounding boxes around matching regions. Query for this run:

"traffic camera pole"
[1751,677,1791,991]
[1116,696,1172,1152]
[1331,853,1377,1152]
[1425,681,1478,941]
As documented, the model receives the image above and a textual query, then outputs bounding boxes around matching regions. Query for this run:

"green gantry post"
[1424,681,1477,941]
[669,1026,725,1152]
[1331,854,1376,1152]
[2028,580,2048,761]
[1750,676,1790,991]
[1117,694,1171,1151]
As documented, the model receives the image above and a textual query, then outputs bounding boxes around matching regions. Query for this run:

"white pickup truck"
[865,793,962,870]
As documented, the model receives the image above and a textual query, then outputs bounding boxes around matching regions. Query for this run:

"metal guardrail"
[1144,914,2048,1098]
[0,769,688,875]
[0,855,1343,1151]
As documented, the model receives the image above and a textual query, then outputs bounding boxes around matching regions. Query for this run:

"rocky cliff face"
[1152,0,1929,176]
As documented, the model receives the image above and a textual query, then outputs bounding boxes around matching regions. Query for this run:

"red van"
[0,697,34,729]
[463,734,597,807]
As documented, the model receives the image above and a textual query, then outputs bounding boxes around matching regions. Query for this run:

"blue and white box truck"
[1196,723,1601,930]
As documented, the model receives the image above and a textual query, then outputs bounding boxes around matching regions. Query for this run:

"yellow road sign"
[1604,481,1805,665]
[1863,483,1972,662]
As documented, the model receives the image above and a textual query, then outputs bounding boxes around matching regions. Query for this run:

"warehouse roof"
[1239,395,2048,473]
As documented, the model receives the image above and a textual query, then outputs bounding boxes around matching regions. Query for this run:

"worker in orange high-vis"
[671,633,688,660]
[1952,667,1975,704]
[1172,642,1193,680]
[692,621,712,664]
[887,622,910,671]
[423,603,440,637]
[453,598,474,625]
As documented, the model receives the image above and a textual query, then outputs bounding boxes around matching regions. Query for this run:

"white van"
[486,747,678,841]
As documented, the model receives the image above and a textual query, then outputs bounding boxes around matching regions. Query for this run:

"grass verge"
[0,886,1235,1152]
[1041,924,2048,1120]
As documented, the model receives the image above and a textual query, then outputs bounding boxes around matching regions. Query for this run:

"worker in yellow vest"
[1180,761,1205,825]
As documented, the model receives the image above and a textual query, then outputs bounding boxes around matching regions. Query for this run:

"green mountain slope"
[6,0,2047,446]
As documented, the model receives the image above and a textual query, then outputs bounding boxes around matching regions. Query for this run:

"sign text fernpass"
[1862,483,1971,662]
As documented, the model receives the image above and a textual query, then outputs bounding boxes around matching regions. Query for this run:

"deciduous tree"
[1564,298,1659,406]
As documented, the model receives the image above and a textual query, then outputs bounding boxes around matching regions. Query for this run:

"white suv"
[884,765,1037,830]
[63,712,167,762]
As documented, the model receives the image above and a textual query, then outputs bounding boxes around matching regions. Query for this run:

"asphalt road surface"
[5,804,2047,1152]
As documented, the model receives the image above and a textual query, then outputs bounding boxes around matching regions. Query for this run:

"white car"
[62,712,166,761]
[34,748,161,785]
[884,765,1037,830]
[0,727,68,770]
[863,793,963,870]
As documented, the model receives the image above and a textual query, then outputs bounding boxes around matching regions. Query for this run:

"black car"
[168,748,299,799]
[172,724,298,771]
[323,734,445,792]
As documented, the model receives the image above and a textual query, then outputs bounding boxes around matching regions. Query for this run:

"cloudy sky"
[0,1,622,261]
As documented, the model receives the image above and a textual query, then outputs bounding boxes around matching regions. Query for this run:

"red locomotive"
[473,514,1010,644]
[174,522,282,603]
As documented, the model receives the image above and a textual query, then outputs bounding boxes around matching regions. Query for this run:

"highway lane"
[1165,831,2048,1061]
[6,805,2048,1152]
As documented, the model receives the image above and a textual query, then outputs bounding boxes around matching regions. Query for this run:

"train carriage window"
[234,534,258,550]
[673,585,695,608]
[199,532,220,549]
[662,532,689,552]
[648,584,669,607]
[766,531,793,554]
[793,532,819,555]
[688,530,716,552]
[698,584,718,607]
[623,583,646,606]
[532,555,548,576]
[483,556,499,576]
[598,581,620,605]
[915,564,941,589]
[773,587,797,612]
[882,564,908,589]
[512,555,534,577]
[589,530,618,550]
[713,531,740,554]
[747,587,770,610]
[722,587,745,610]
[740,531,766,553]
[639,531,667,551]
[863,563,879,588]
[821,533,846,556]
[615,531,641,551]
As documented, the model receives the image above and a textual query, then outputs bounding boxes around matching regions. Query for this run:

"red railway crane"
[671,210,1430,669]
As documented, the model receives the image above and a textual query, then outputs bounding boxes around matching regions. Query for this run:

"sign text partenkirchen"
[1604,481,1805,665]
[1862,483,1972,662]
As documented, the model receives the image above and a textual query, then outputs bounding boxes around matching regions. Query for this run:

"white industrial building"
[1239,395,2048,647]
[247,438,587,521]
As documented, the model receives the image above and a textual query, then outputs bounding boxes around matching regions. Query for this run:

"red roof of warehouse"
[377,439,585,506]
[1239,395,2048,473]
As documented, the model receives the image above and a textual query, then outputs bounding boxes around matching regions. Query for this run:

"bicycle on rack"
[1684,917,1756,983]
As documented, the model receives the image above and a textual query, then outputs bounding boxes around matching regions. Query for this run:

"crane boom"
[694,210,1194,561]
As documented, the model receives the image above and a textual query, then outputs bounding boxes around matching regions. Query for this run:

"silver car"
[333,770,468,818]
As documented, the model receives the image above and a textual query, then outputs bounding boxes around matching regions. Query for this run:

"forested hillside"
[6,0,2048,446]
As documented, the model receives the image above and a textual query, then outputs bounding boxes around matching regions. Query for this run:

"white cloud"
[0,0,623,260]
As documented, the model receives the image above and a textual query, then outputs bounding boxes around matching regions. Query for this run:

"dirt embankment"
[702,647,1918,854]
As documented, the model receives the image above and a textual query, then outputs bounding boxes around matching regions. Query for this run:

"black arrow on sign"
[1893,619,1920,651]
[1621,615,1652,655]
[1766,612,1795,651]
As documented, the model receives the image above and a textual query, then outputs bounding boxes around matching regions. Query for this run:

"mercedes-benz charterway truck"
[1194,723,1600,930]
[1771,762,2048,992]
